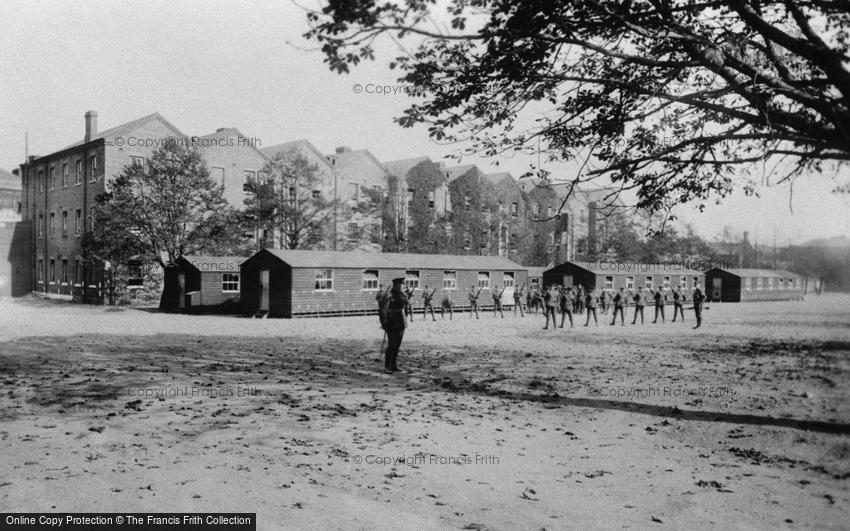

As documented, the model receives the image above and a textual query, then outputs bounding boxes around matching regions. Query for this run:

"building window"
[361,270,379,291]
[547,206,553,218]
[405,270,420,290]
[477,271,490,289]
[314,269,333,291]
[756,277,763,290]
[62,163,69,187]
[74,259,81,285]
[511,201,518,217]
[645,276,653,289]
[48,166,56,190]
[679,276,687,288]
[243,170,255,192]
[75,209,82,235]
[533,203,540,220]
[49,212,55,236]
[37,213,44,238]
[428,191,435,209]
[127,260,144,287]
[37,259,44,282]
[62,211,68,237]
[350,183,359,201]
[75,160,82,185]
[89,156,97,181]
[130,156,145,166]
[443,270,457,290]
[347,222,359,242]
[38,169,44,192]
[605,276,614,290]
[463,232,471,249]
[744,277,752,291]
[211,167,225,186]
[768,277,775,290]
[312,189,321,200]
[444,189,452,212]
[464,195,470,211]
[222,273,240,293]
[503,272,515,287]
[61,259,68,284]
[89,208,95,231]
[693,276,700,288]
[626,276,634,289]
[49,259,56,283]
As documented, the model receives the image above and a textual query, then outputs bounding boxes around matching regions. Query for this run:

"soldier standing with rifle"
[652,287,666,323]
[513,282,526,317]
[631,286,646,325]
[584,288,599,326]
[610,287,626,326]
[403,284,416,323]
[559,286,574,328]
[542,285,558,329]
[421,285,437,321]
[468,285,482,319]
[692,282,706,329]
[672,286,685,323]
[440,290,454,320]
[492,285,506,318]
[382,277,408,372]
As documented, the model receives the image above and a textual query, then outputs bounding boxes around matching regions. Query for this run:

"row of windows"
[37,157,98,192]
[314,270,518,292]
[36,209,92,238]
[600,275,699,290]
[36,257,85,285]
[743,277,799,290]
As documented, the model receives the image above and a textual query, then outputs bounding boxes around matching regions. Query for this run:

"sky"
[1,0,848,245]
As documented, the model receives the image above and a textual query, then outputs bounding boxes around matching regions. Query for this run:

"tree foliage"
[306,0,850,214]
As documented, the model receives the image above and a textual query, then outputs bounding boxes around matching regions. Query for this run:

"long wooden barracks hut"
[240,249,528,318]
[162,256,245,313]
[704,268,805,302]
[543,261,705,294]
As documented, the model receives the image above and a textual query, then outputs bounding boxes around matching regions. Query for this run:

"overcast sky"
[1,0,847,245]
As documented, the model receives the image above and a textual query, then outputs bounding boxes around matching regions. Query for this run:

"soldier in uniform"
[559,286,574,328]
[692,282,706,329]
[492,285,506,318]
[652,287,666,323]
[513,282,526,317]
[382,277,408,372]
[542,285,558,329]
[403,284,416,323]
[672,286,685,323]
[631,286,646,325]
[468,285,483,319]
[599,289,609,315]
[440,291,454,320]
[584,288,599,326]
[610,287,626,326]
[421,285,437,321]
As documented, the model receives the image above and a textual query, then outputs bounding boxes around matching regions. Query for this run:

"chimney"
[335,146,352,154]
[85,111,98,142]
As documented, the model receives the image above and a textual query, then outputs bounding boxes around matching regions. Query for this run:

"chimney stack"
[84,110,98,143]
[335,146,352,154]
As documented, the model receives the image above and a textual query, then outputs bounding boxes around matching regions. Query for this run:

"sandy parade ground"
[0,295,848,530]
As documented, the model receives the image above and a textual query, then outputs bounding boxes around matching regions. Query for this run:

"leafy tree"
[244,150,336,249]
[306,0,850,215]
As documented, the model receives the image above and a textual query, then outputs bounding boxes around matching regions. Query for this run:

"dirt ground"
[0,294,848,530]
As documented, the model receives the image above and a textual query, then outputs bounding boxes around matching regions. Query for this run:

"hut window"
[127,260,144,287]
[362,270,379,291]
[405,271,420,290]
[314,269,334,291]
[477,272,490,289]
[778,278,784,289]
[443,271,457,290]
[503,272,515,287]
[604,276,613,290]
[744,277,752,291]
[679,276,687,288]
[222,273,240,293]
[626,276,634,289]
[756,277,763,290]
[768,277,775,290]
[645,276,653,289]
[692,276,699,288]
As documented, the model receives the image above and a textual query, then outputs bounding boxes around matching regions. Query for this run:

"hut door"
[259,269,270,312]
[562,275,573,287]
[712,277,722,301]
[177,272,186,309]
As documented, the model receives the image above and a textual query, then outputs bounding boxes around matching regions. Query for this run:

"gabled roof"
[195,127,270,161]
[484,172,514,185]
[383,156,433,177]
[552,261,704,276]
[444,164,480,182]
[255,249,526,271]
[0,168,20,191]
[178,255,245,272]
[710,267,804,279]
[327,149,389,180]
[61,112,185,150]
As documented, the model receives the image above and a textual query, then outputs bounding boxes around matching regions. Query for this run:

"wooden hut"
[543,261,705,295]
[162,256,244,312]
[704,268,805,302]
[239,249,528,318]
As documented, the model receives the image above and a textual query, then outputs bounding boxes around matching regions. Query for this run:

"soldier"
[575,285,585,314]
[403,284,416,323]
[542,285,558,329]
[672,286,685,323]
[531,285,542,314]
[599,289,609,315]
[382,277,408,372]
[652,287,666,323]
[585,288,599,326]
[610,287,626,326]
[422,285,437,321]
[692,282,706,329]
[492,285,506,318]
[559,286,574,328]
[631,286,646,325]
[468,285,483,319]
[513,282,526,317]
[440,291,454,320]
